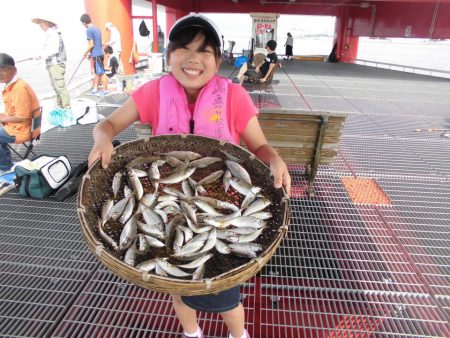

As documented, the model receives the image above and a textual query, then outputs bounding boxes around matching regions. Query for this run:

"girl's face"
[167,32,219,101]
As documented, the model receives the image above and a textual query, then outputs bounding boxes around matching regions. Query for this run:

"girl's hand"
[88,139,114,169]
[270,156,291,197]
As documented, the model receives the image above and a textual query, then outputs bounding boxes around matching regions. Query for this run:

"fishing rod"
[67,58,85,87]
[15,58,33,63]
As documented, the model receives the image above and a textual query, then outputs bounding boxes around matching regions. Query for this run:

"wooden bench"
[257,110,347,196]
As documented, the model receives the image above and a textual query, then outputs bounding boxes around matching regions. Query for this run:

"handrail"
[355,59,450,78]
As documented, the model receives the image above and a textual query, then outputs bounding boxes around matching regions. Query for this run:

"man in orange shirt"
[0,53,40,174]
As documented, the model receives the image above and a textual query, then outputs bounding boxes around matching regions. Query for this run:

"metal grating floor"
[1,62,449,337]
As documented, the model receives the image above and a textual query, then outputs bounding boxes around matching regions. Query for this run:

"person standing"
[80,13,105,95]
[0,53,40,174]
[31,16,71,111]
[284,32,294,60]
[104,22,123,74]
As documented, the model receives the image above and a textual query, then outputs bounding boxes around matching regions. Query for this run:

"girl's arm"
[241,116,291,196]
[88,98,140,168]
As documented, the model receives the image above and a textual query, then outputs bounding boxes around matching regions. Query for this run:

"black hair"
[80,14,91,24]
[266,40,277,51]
[104,46,113,54]
[167,26,221,61]
[287,32,292,37]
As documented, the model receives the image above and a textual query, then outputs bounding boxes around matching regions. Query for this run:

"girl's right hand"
[88,139,114,169]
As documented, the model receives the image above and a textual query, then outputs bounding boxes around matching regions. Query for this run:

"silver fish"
[128,156,162,168]
[156,167,196,184]
[158,194,178,202]
[127,169,144,200]
[163,151,202,161]
[181,201,197,225]
[178,253,213,269]
[229,242,263,252]
[137,233,150,252]
[124,245,138,266]
[123,185,133,198]
[143,234,165,248]
[189,157,222,168]
[223,170,232,193]
[242,198,272,216]
[172,233,209,257]
[101,199,114,226]
[165,156,185,168]
[165,214,185,238]
[155,262,168,277]
[148,162,160,191]
[214,238,231,254]
[230,246,257,258]
[227,216,266,229]
[157,259,191,277]
[96,220,119,252]
[141,192,159,209]
[229,177,253,195]
[241,186,260,209]
[226,160,252,184]
[142,207,164,230]
[196,170,224,186]
[216,230,240,243]
[173,228,184,252]
[136,219,165,239]
[236,227,265,243]
[154,209,169,224]
[131,168,148,178]
[119,197,136,224]
[199,228,217,253]
[136,259,157,272]
[220,149,242,163]
[108,194,132,220]
[192,264,205,280]
[193,200,223,216]
[112,171,123,198]
[119,216,138,250]
[181,179,194,197]
[249,211,273,220]
[178,225,194,243]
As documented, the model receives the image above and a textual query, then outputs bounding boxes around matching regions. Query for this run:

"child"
[101,46,119,91]
[88,14,291,338]
[233,40,278,84]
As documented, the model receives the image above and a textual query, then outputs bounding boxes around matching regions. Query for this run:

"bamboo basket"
[78,134,290,295]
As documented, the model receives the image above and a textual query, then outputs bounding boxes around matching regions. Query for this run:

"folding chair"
[8,107,42,160]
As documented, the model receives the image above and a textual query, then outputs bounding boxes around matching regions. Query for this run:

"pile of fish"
[97,150,274,281]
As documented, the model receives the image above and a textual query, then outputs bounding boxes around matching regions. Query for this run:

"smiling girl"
[88,14,291,338]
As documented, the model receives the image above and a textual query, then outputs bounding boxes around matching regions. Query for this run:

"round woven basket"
[78,134,290,295]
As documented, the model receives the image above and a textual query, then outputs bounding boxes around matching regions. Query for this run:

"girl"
[88,14,291,338]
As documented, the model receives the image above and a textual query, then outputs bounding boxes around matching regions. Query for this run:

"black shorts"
[93,56,105,75]
[181,286,240,313]
[244,63,262,81]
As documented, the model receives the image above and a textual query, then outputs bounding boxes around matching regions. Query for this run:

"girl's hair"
[287,32,292,37]
[167,26,221,61]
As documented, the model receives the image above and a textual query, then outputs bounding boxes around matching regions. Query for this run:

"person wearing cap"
[80,13,105,95]
[233,40,278,84]
[104,22,123,75]
[87,14,291,338]
[31,16,71,111]
[0,53,40,174]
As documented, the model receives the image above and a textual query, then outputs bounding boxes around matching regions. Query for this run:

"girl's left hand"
[270,156,291,197]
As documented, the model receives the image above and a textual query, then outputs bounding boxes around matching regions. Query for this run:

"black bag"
[139,20,150,37]
[54,140,121,201]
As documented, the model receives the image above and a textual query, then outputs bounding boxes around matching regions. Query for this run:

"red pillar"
[333,7,359,63]
[84,0,135,74]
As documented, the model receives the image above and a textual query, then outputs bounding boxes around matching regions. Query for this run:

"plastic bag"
[48,108,76,128]
[234,55,249,68]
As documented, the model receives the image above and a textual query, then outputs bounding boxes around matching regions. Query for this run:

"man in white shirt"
[32,16,71,111]
[105,22,123,74]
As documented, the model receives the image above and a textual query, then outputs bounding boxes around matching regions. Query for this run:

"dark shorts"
[244,63,262,81]
[93,56,105,75]
[181,286,240,313]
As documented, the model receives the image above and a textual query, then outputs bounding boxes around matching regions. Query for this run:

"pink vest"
[157,74,235,144]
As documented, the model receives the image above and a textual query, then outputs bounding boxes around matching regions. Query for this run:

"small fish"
[128,156,162,168]
[227,216,266,229]
[143,234,165,248]
[230,246,257,259]
[119,216,138,250]
[229,242,263,252]
[242,198,272,216]
[136,219,165,239]
[141,192,159,209]
[101,199,114,226]
[235,227,265,243]
[199,228,217,253]
[214,238,231,254]
[178,253,213,269]
[223,170,232,193]
[108,195,132,221]
[124,245,138,266]
[148,162,160,191]
[119,197,136,224]
[163,151,202,161]
[192,264,205,280]
[136,259,157,272]
[127,169,144,200]
[220,149,242,163]
[195,170,224,187]
[131,168,148,178]
[173,228,184,252]
[178,225,194,243]
[96,220,120,252]
[156,167,196,184]
[155,262,168,277]
[112,171,123,198]
[226,160,252,184]
[157,259,191,277]
[189,157,222,168]
[249,211,273,220]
